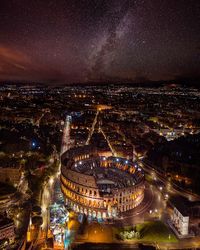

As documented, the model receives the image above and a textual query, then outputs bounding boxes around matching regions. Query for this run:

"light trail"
[61,115,72,154]
[86,110,99,145]
[35,113,45,127]
[140,160,200,201]
[35,110,50,127]
[100,127,117,156]
[85,108,117,156]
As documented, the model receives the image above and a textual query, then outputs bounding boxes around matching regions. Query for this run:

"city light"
[1,60,200,248]
[164,194,169,200]
[42,205,46,213]
[49,177,54,185]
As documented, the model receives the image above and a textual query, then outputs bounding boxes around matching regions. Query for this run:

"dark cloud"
[0,45,29,71]
[0,45,70,82]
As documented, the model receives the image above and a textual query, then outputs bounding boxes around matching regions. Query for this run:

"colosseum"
[61,146,145,220]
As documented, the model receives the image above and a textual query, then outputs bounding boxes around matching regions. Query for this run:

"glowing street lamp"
[165,194,169,200]
[49,177,54,185]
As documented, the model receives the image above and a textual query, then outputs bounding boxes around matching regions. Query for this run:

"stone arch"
[97,211,102,220]
[72,203,76,211]
[80,206,83,213]
[88,209,92,217]
[84,208,88,215]
[92,210,96,218]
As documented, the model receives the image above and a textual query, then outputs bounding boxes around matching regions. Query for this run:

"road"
[32,164,60,249]
[108,123,200,202]
[86,110,99,145]
[139,159,200,202]
[113,183,166,228]
[100,127,117,156]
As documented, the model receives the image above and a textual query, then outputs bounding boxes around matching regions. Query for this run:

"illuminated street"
[0,5,200,246]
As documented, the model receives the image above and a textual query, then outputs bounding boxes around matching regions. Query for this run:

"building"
[61,146,145,220]
[171,206,189,236]
[0,216,15,244]
[0,157,22,186]
[170,196,200,237]
[0,167,21,186]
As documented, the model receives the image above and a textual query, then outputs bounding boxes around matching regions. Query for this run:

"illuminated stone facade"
[61,146,145,220]
[172,207,189,236]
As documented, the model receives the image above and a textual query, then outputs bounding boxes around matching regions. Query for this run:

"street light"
[42,205,46,213]
[49,177,54,185]
[164,194,169,200]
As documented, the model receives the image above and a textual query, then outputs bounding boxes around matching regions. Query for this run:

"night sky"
[0,0,199,83]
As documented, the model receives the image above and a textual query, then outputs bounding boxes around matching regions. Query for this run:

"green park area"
[115,221,178,243]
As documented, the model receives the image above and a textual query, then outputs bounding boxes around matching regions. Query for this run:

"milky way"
[0,0,199,83]
[88,0,135,80]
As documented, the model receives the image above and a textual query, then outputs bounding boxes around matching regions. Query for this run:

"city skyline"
[1,83,200,249]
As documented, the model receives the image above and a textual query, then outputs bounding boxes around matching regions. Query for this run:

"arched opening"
[88,209,92,217]
[97,211,102,221]
[92,210,96,218]
[84,208,88,215]
[80,207,83,214]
